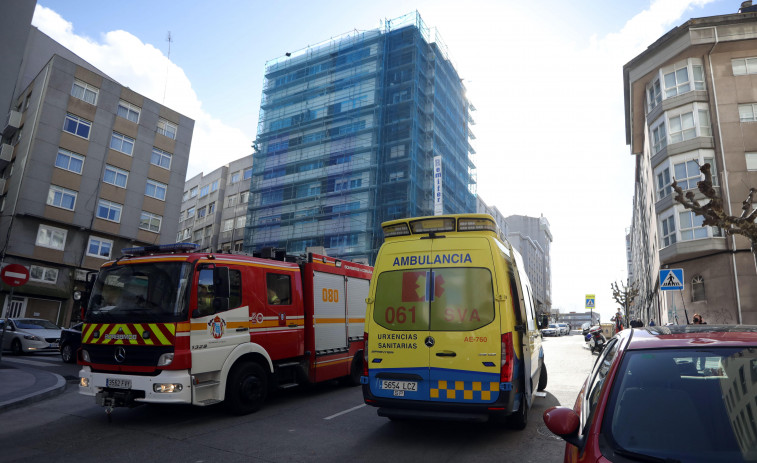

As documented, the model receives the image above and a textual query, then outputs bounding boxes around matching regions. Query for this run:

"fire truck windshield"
[85,262,193,323]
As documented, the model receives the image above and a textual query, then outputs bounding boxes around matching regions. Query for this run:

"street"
[0,333,596,462]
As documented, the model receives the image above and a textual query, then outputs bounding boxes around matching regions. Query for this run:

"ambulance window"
[429,268,494,331]
[508,267,523,325]
[266,273,291,305]
[373,270,431,331]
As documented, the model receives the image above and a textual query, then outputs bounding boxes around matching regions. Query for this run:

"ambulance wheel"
[506,389,528,430]
[537,363,548,392]
[225,362,268,415]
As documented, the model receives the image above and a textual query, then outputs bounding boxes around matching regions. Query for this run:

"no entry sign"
[1,264,29,287]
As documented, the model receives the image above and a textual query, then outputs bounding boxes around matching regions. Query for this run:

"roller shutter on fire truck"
[313,272,348,353]
[346,277,368,341]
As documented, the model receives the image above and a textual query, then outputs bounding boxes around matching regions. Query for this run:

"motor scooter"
[585,326,606,354]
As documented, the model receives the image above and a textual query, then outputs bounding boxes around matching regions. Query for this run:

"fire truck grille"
[85,344,173,366]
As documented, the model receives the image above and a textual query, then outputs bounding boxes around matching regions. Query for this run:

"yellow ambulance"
[361,214,547,428]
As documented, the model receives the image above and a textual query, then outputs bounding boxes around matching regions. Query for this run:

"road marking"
[324,403,366,420]
[2,357,58,367]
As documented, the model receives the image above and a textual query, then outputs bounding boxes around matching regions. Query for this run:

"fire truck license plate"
[106,378,132,389]
[381,380,417,392]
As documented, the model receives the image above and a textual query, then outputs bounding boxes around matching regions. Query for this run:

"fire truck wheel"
[341,354,363,387]
[225,362,268,415]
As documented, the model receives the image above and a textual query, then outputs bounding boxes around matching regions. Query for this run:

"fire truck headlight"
[153,383,182,393]
[157,353,174,367]
[79,377,89,387]
[81,349,91,362]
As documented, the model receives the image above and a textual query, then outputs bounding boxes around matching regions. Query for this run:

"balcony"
[0,143,13,170]
[2,110,21,138]
[659,236,727,265]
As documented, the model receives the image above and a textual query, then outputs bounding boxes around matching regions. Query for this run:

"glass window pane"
[675,163,687,179]
[664,72,676,88]
[676,67,689,83]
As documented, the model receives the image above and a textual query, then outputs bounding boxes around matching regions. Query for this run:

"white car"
[542,324,559,337]
[0,318,62,355]
[557,323,570,335]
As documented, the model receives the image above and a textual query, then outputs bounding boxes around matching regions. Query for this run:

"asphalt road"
[0,332,597,462]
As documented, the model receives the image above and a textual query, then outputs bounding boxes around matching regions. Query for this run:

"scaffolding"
[246,12,476,264]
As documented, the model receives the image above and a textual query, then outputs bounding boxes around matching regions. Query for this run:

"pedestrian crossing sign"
[659,269,684,290]
[585,294,595,309]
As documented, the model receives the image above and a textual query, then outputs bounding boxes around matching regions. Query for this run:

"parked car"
[0,318,62,355]
[542,324,559,337]
[59,322,83,363]
[543,325,757,462]
[557,323,570,335]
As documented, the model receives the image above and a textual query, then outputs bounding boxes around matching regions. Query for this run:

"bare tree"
[672,162,757,269]
[611,280,639,327]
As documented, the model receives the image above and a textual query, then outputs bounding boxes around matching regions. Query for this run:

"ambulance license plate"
[381,380,417,392]
[106,378,132,389]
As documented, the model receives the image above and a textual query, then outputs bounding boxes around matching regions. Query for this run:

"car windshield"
[86,261,193,323]
[602,347,757,462]
[549,324,558,329]
[15,319,59,330]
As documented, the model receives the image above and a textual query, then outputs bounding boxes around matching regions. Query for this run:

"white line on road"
[324,403,366,420]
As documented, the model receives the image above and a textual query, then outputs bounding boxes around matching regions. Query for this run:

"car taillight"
[363,331,369,377]
[500,332,514,383]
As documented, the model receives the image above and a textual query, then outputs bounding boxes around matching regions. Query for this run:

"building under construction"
[245,12,477,263]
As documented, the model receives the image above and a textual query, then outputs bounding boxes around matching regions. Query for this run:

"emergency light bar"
[121,242,200,256]
[382,214,500,238]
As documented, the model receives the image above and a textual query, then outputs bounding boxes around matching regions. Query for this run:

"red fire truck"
[77,243,372,415]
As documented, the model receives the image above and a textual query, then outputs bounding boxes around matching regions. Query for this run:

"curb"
[0,369,67,413]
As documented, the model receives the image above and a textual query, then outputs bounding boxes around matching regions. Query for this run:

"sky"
[30,0,741,322]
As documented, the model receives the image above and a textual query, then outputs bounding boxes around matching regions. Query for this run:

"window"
[243,168,252,180]
[55,148,84,174]
[204,225,213,237]
[679,210,708,241]
[669,112,696,143]
[663,61,704,98]
[208,202,216,214]
[211,180,219,192]
[748,153,757,171]
[223,218,234,232]
[674,159,702,190]
[651,122,666,154]
[329,234,359,247]
[139,211,162,232]
[225,195,237,208]
[71,80,98,105]
[240,191,249,203]
[647,78,662,112]
[36,225,67,250]
[194,230,202,241]
[236,216,246,228]
[231,171,240,183]
[661,214,676,247]
[103,165,128,188]
[182,191,189,201]
[87,237,112,258]
[183,228,191,239]
[110,132,134,155]
[739,103,757,122]
[656,167,672,200]
[190,187,198,198]
[117,100,140,123]
[145,179,167,201]
[692,275,705,302]
[200,185,210,197]
[97,199,122,222]
[151,147,172,169]
[197,206,206,219]
[732,57,757,76]
[30,265,58,284]
[63,113,91,139]
[266,273,291,305]
[698,109,712,137]
[187,206,195,218]
[47,185,77,210]
[157,118,177,139]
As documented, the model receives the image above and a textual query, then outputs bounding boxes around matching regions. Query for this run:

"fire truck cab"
[78,243,372,415]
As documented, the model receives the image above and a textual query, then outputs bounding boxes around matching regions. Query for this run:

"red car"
[543,325,757,462]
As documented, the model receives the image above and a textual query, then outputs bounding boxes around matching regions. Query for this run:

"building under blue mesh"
[245,12,476,264]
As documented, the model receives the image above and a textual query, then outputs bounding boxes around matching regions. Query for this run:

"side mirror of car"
[543,406,584,448]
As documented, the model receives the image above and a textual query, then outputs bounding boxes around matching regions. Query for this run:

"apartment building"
[0,27,193,326]
[504,214,553,312]
[178,155,252,253]
[624,4,757,325]
[246,12,476,264]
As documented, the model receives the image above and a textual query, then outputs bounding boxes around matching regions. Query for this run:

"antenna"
[163,31,172,104]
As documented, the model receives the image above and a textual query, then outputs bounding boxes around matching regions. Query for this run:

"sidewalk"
[0,360,67,413]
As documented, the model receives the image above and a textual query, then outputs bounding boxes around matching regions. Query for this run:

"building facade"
[246,12,476,264]
[504,214,553,312]
[624,6,757,325]
[0,28,193,326]
[178,155,253,253]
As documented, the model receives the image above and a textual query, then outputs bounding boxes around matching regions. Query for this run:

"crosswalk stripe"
[2,356,60,367]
